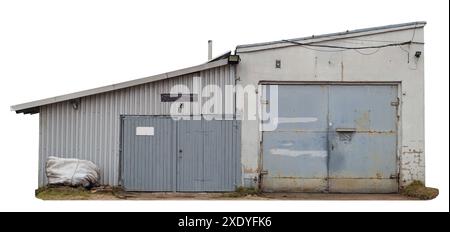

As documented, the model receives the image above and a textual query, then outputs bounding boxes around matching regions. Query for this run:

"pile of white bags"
[46,156,100,188]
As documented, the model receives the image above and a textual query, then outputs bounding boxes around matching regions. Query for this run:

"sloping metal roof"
[11,58,230,114]
[236,21,426,53]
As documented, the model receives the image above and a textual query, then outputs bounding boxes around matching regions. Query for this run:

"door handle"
[331,144,334,151]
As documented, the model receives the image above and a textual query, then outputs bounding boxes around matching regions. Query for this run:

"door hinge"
[391,98,400,106]
[260,170,269,175]
[391,97,400,120]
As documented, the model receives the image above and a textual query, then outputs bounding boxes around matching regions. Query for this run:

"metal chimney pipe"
[208,40,212,61]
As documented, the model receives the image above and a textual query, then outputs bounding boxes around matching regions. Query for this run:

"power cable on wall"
[281,39,413,51]
[281,22,421,56]
[345,37,423,44]
[354,48,382,55]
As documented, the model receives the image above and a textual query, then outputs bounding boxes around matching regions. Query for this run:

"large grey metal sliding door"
[261,84,399,193]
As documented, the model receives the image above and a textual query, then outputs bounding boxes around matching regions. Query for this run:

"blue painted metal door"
[328,85,398,193]
[176,120,203,191]
[122,116,241,192]
[262,85,329,192]
[121,116,177,191]
[177,119,241,192]
[202,120,242,191]
[262,84,398,193]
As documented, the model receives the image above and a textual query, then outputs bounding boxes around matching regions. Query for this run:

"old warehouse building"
[12,22,426,193]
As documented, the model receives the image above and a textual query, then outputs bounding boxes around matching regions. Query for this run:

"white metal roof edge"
[11,58,229,112]
[236,21,426,53]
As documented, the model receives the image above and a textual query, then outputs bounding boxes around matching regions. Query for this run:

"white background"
[0,0,448,212]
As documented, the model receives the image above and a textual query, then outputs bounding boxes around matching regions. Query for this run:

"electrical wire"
[281,39,412,50]
[239,24,423,54]
[345,38,424,44]
[398,44,411,63]
[294,46,346,53]
[411,22,418,42]
[346,38,406,43]
[354,47,382,55]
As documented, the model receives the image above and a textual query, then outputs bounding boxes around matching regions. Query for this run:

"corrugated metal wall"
[39,64,235,186]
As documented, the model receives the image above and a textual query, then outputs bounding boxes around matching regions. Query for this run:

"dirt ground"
[121,192,413,200]
[36,186,415,200]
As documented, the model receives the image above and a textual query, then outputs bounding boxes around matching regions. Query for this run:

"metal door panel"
[328,85,398,193]
[203,120,242,191]
[264,85,329,131]
[263,132,328,177]
[176,120,204,191]
[328,179,398,193]
[262,85,328,192]
[328,85,397,132]
[122,116,176,191]
[329,133,397,178]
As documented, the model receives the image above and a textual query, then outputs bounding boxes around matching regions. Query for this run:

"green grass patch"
[36,186,91,200]
[401,181,439,200]
[35,185,118,200]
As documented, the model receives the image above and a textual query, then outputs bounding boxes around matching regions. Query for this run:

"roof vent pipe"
[208,40,212,61]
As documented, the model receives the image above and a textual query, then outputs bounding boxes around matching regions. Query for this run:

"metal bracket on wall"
[391,98,400,106]
[391,97,400,120]
[275,60,281,68]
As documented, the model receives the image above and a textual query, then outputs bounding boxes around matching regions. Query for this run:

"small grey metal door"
[261,84,398,193]
[176,120,203,191]
[177,119,241,192]
[328,85,398,193]
[121,116,176,191]
[121,116,241,192]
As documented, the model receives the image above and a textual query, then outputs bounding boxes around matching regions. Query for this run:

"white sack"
[46,156,100,187]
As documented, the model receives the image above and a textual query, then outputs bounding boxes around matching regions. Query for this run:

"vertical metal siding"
[38,65,235,186]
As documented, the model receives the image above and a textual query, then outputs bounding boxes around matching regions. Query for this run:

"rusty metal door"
[261,84,398,193]
[261,85,329,192]
[328,85,398,193]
